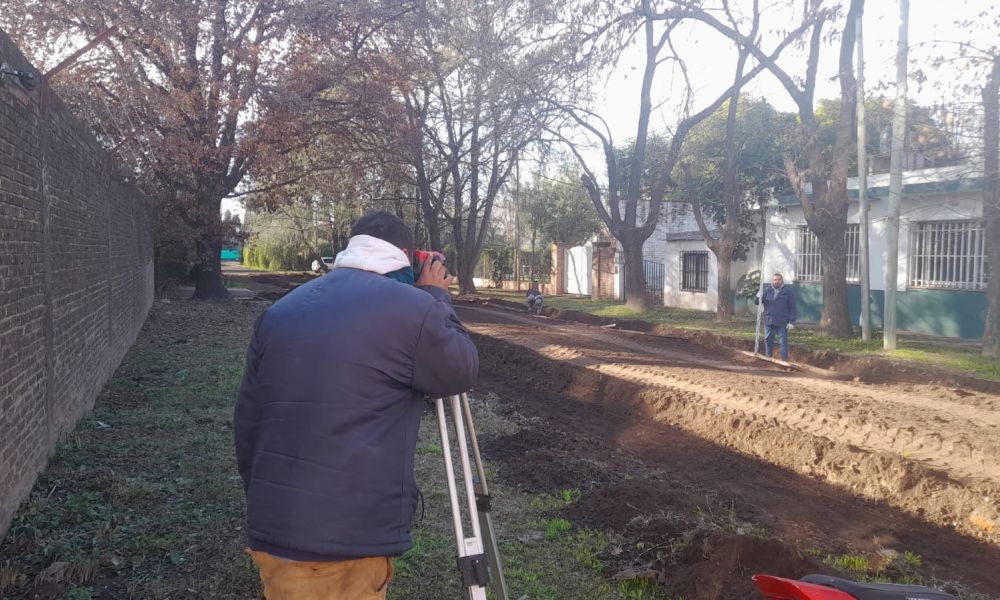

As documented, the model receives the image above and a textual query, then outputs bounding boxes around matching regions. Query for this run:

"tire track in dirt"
[473,306,1000,430]
[460,305,1000,486]
[457,305,1000,547]
[473,306,1000,437]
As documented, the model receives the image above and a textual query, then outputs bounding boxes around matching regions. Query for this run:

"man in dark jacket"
[234,212,478,599]
[754,272,797,361]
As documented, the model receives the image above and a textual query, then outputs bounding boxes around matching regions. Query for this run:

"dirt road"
[457,302,1000,596]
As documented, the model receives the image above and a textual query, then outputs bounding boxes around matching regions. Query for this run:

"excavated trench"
[459,303,1000,597]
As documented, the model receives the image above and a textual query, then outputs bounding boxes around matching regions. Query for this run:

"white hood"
[332,235,410,274]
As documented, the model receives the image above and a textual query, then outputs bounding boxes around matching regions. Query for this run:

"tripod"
[434,393,510,600]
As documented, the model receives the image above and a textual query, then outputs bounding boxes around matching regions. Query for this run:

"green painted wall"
[793,283,986,339]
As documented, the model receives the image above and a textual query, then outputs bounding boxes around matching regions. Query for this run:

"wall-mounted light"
[0,63,39,91]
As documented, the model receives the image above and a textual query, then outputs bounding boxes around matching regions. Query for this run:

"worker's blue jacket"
[756,284,798,327]
[234,237,478,560]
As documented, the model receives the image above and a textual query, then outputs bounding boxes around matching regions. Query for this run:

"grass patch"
[416,443,444,456]
[561,488,582,505]
[618,577,662,600]
[543,518,573,540]
[817,549,990,597]
[0,302,262,599]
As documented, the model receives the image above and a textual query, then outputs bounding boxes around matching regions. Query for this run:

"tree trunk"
[530,232,537,281]
[814,227,853,336]
[716,249,735,321]
[622,234,648,311]
[191,193,232,300]
[458,261,476,296]
[982,56,1000,357]
[192,234,231,300]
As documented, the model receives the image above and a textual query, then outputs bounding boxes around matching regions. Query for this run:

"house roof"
[773,162,983,206]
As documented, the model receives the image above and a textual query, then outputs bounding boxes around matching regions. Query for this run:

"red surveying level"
[413,250,448,279]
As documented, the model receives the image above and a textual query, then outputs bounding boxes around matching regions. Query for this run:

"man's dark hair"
[351,212,414,251]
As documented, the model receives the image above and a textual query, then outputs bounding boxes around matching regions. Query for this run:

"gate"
[622,259,665,306]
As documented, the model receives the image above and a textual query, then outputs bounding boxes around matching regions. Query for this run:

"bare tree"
[4,0,304,300]
[401,0,563,294]
[688,0,863,336]
[685,3,761,321]
[550,0,813,310]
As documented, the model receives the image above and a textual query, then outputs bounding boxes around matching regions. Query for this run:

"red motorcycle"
[752,574,958,600]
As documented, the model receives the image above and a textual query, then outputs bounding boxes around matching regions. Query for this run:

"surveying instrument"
[433,392,510,600]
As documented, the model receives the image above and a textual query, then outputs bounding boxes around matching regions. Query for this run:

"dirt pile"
[465,307,1000,548]
[464,304,1000,595]
[664,534,823,600]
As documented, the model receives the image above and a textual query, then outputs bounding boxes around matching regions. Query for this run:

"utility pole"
[514,160,521,290]
[884,0,909,350]
[855,7,872,342]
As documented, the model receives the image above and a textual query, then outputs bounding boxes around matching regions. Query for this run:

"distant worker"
[754,272,797,361]
[525,286,544,315]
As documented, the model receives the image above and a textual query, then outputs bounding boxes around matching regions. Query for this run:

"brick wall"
[591,243,617,300]
[0,29,153,537]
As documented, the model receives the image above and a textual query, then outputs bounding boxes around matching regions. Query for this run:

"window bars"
[908,220,988,291]
[643,260,665,305]
[680,252,709,293]
[795,225,860,283]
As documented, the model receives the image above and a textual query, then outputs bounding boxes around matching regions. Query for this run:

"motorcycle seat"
[801,575,957,600]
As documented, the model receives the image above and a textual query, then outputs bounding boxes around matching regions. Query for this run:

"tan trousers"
[248,550,393,600]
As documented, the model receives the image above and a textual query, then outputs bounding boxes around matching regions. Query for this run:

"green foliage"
[65,587,94,600]
[242,240,323,271]
[901,551,923,570]
[560,488,582,504]
[814,97,964,169]
[570,536,604,572]
[736,270,762,301]
[543,518,573,539]
[392,534,452,578]
[618,578,660,600]
[242,205,334,271]
[416,443,444,455]
[821,550,931,589]
[825,553,872,577]
[486,246,514,288]
[672,95,794,260]
[523,162,603,248]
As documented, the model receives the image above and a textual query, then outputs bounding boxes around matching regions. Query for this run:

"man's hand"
[416,258,454,291]
[786,323,795,330]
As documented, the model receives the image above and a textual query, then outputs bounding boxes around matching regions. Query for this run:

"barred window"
[795,225,861,283]
[681,252,709,292]
[845,225,861,283]
[908,220,988,291]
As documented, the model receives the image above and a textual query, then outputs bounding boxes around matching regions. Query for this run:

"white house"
[762,163,987,339]
[639,201,762,313]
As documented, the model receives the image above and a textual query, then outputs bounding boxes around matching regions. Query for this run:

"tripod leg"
[436,398,466,555]
[461,394,511,600]
[439,397,490,600]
